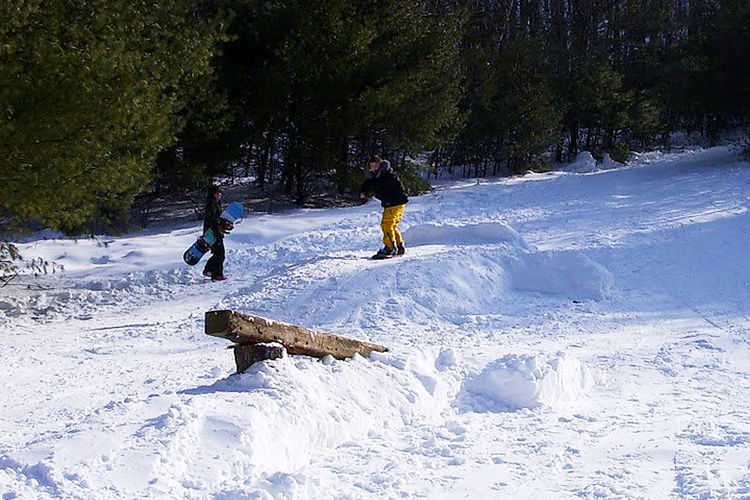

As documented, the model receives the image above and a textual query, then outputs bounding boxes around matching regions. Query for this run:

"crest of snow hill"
[401,220,613,302]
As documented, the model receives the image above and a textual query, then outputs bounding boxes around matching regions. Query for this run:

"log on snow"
[205,310,388,360]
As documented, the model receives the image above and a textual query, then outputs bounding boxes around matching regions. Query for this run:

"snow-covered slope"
[1,146,749,499]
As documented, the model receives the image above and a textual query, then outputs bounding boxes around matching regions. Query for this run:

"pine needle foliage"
[0,0,228,233]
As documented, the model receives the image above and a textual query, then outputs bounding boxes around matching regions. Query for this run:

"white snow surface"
[561,151,598,173]
[465,352,595,410]
[2,145,750,498]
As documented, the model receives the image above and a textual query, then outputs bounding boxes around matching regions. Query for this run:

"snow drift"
[561,151,598,173]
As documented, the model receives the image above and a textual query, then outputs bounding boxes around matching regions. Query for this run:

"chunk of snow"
[466,352,594,410]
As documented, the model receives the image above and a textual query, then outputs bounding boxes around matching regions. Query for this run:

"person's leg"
[380,207,399,251]
[391,204,406,248]
[204,253,217,276]
[213,239,225,277]
[205,239,225,276]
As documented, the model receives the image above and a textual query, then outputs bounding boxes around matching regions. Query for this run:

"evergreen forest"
[2,0,748,234]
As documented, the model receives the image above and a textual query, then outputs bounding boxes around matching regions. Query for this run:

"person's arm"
[359,177,375,199]
[203,202,215,233]
[207,202,223,235]
[383,171,408,204]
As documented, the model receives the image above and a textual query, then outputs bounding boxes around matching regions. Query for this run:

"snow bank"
[0,348,458,499]
[465,352,594,410]
[600,152,625,170]
[174,348,455,485]
[561,151,598,173]
[399,220,612,300]
[403,221,526,247]
[553,150,626,173]
[506,250,614,301]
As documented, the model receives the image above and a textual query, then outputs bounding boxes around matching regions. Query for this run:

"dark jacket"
[359,160,409,208]
[203,195,224,239]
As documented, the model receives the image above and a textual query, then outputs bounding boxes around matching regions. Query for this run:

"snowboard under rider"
[359,155,409,259]
[202,185,232,281]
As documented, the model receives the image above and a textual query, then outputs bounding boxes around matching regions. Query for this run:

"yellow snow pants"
[380,204,406,249]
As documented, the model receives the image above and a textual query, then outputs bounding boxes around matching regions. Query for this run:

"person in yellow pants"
[381,204,406,254]
[359,155,409,259]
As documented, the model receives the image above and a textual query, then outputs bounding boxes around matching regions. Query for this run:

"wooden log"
[232,343,286,373]
[205,310,388,360]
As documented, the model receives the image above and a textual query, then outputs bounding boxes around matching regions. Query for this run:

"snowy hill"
[2,146,749,499]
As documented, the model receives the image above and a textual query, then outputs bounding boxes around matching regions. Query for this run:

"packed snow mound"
[226,247,516,328]
[226,223,612,332]
[600,152,625,170]
[403,221,526,247]
[183,349,453,475]
[506,250,614,301]
[465,352,594,410]
[561,151,598,173]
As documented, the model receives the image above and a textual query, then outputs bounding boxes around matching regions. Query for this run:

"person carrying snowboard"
[202,185,232,281]
[359,155,409,259]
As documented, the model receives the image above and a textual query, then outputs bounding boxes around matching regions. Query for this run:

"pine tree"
[0,0,227,233]
[202,0,463,202]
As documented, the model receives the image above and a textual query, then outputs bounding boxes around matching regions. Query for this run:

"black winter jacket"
[203,196,224,239]
[359,160,409,208]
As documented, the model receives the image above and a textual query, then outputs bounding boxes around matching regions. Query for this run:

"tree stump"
[232,343,286,373]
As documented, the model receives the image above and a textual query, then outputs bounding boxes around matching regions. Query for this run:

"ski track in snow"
[1,146,750,499]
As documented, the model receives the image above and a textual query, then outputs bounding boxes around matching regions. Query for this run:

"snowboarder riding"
[202,185,233,281]
[359,155,409,259]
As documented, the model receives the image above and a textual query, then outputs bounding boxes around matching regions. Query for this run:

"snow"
[403,220,525,246]
[561,151,598,173]
[560,151,625,173]
[2,145,750,498]
[600,152,625,170]
[464,352,594,410]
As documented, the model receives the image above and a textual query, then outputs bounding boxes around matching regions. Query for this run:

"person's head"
[369,155,382,172]
[209,185,222,199]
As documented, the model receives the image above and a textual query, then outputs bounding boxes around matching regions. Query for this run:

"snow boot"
[202,268,213,278]
[396,244,405,256]
[372,246,396,260]
[211,274,228,281]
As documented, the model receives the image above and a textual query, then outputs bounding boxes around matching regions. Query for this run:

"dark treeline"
[1,0,748,234]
